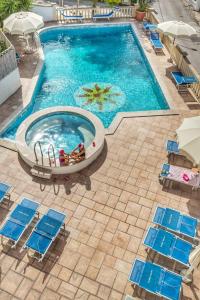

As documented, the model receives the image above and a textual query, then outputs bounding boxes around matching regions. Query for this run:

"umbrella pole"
[24,34,31,53]
[173,36,176,45]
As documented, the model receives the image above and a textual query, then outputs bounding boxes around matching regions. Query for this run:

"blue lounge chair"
[22,209,66,261]
[93,7,119,21]
[60,11,83,22]
[171,71,198,92]
[0,198,39,247]
[143,21,157,32]
[153,206,199,240]
[0,182,12,204]
[144,227,194,267]
[129,259,182,300]
[150,32,164,53]
[166,140,180,156]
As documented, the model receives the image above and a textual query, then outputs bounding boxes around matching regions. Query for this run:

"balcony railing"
[56,6,136,22]
[0,30,17,81]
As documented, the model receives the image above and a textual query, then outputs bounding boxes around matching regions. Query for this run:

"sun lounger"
[0,198,39,247]
[153,206,199,240]
[60,11,83,22]
[0,182,12,204]
[150,32,164,53]
[166,140,180,156]
[144,227,194,267]
[93,7,119,21]
[129,259,182,300]
[171,71,198,92]
[22,208,66,261]
[143,21,157,32]
[159,163,200,190]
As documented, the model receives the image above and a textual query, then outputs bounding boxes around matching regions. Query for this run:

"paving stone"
[97,265,117,287]
[80,277,99,295]
[1,270,23,294]
[40,288,60,300]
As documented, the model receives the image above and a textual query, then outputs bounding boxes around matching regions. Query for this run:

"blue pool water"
[26,113,95,156]
[1,24,169,140]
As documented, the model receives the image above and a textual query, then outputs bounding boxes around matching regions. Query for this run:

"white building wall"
[0,69,21,105]
[32,3,57,21]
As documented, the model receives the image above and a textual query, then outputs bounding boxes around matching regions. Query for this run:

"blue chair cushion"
[47,209,66,223]
[25,231,52,254]
[171,238,192,265]
[179,215,197,238]
[162,208,180,231]
[160,270,182,300]
[93,12,113,18]
[0,182,11,202]
[160,163,170,177]
[36,215,63,238]
[153,207,165,224]
[167,140,179,154]
[129,259,145,284]
[0,220,25,241]
[151,38,163,49]
[21,198,39,211]
[10,205,36,226]
[139,262,161,293]
[171,71,197,85]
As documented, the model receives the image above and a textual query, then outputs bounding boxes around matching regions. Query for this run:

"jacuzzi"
[16,106,105,174]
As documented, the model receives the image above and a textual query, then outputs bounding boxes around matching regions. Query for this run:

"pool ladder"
[31,142,56,179]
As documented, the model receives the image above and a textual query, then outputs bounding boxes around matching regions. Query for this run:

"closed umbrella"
[157,21,197,44]
[3,12,44,51]
[176,116,200,166]
[181,244,200,283]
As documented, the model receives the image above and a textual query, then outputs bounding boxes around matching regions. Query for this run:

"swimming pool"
[1,23,169,140]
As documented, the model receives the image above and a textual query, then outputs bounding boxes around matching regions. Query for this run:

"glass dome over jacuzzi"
[16,107,105,175]
[26,112,95,157]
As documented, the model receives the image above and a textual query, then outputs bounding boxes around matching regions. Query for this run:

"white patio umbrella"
[176,116,200,166]
[3,12,44,50]
[157,21,197,44]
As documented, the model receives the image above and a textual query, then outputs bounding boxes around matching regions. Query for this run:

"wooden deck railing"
[146,10,200,101]
[56,6,136,22]
[0,31,17,81]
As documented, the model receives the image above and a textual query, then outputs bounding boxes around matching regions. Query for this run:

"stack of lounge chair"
[170,71,198,92]
[0,182,12,204]
[149,32,164,53]
[0,181,66,261]
[129,206,199,300]
[143,21,157,33]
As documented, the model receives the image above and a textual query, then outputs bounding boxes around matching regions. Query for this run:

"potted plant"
[136,0,149,21]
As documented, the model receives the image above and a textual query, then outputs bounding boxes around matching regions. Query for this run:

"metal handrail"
[34,141,44,166]
[48,144,57,167]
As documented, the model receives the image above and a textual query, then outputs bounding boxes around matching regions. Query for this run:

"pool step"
[31,165,52,180]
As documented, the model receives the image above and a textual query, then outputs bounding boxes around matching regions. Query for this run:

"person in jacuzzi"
[70,143,85,163]
[59,149,69,166]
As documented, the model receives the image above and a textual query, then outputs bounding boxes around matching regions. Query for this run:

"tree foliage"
[0,0,32,26]
[104,0,121,7]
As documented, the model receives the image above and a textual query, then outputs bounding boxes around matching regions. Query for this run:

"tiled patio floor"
[0,21,200,300]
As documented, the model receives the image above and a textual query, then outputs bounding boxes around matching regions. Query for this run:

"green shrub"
[137,0,149,12]
[0,40,7,53]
